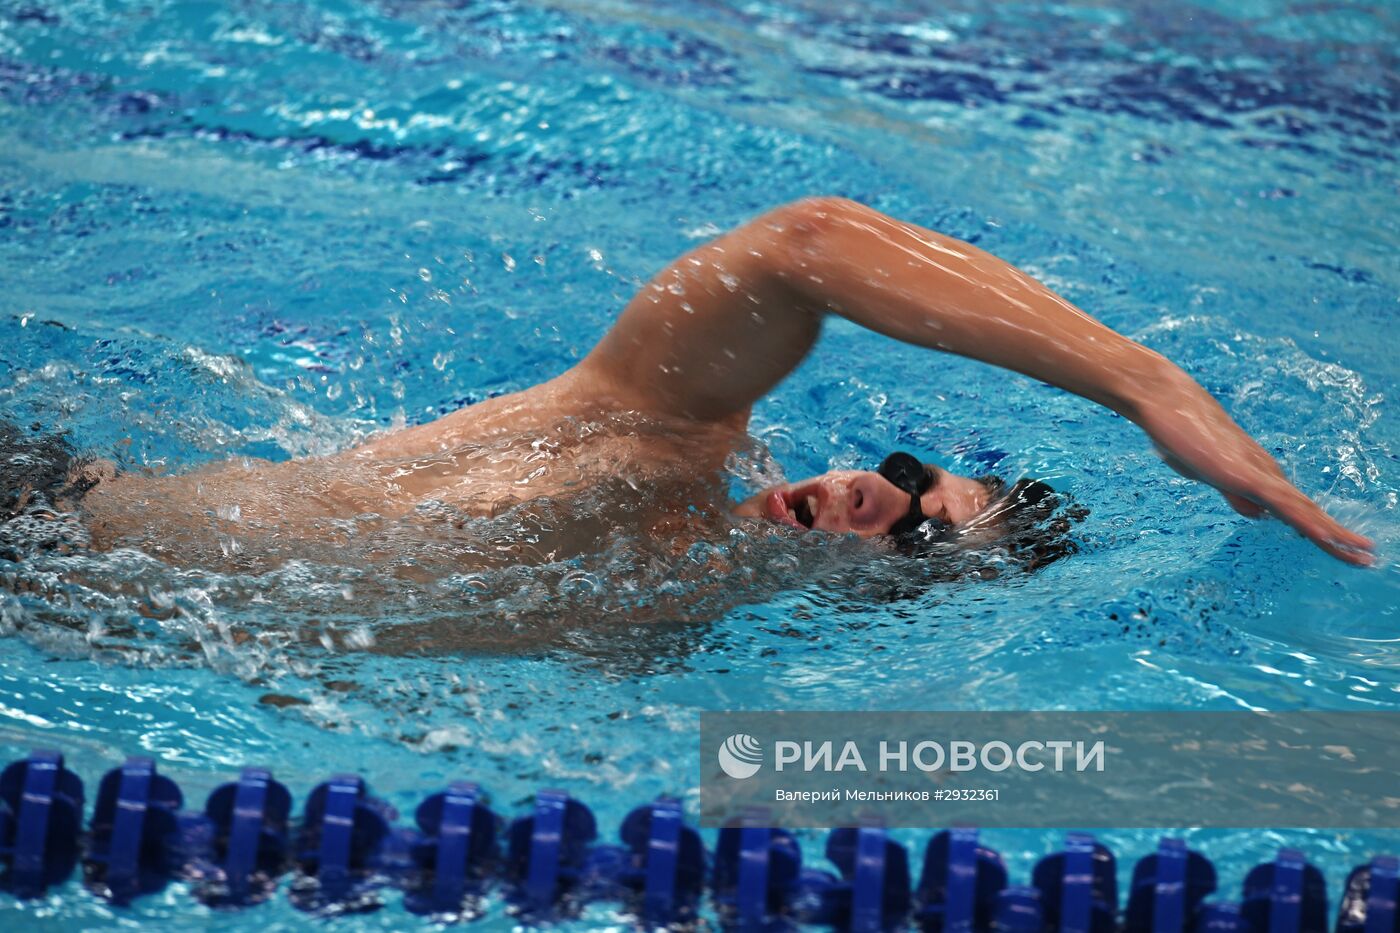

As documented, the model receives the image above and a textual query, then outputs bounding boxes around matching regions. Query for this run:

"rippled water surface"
[0,0,1396,927]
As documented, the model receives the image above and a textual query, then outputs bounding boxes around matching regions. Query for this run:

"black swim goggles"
[877,451,942,537]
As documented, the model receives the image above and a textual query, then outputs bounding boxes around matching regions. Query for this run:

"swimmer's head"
[732,454,997,537]
[735,452,1082,573]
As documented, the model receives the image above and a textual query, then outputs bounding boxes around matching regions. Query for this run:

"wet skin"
[81,197,1374,567]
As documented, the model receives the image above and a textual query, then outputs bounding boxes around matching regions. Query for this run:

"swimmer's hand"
[1132,372,1375,566]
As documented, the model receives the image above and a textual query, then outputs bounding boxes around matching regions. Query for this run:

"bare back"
[80,368,748,571]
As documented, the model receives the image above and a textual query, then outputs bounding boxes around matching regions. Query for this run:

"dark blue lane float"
[505,791,707,925]
[0,750,83,898]
[0,748,1396,932]
[180,765,293,907]
[1033,832,1119,933]
[995,886,1045,933]
[614,796,708,926]
[85,756,182,903]
[713,819,804,928]
[1195,903,1247,933]
[1242,848,1329,933]
[915,827,1008,933]
[506,788,599,916]
[289,773,406,913]
[404,781,501,916]
[767,825,913,931]
[1125,838,1216,933]
[1337,857,1398,933]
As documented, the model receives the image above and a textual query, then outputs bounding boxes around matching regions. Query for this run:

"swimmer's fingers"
[1257,485,1376,566]
[1142,395,1373,565]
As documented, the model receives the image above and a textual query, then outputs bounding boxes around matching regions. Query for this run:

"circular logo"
[717,733,763,779]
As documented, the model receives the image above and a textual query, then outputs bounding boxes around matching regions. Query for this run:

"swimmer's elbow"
[751,196,876,299]
[760,196,867,250]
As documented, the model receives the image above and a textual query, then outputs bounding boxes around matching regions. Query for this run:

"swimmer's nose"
[847,473,887,526]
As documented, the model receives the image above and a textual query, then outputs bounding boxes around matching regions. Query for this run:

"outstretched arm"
[579,197,1373,565]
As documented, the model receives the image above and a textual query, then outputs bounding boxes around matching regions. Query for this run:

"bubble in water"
[345,625,375,649]
[417,268,432,282]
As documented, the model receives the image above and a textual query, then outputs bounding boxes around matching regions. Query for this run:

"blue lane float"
[290,773,405,913]
[1033,832,1119,933]
[1242,848,1329,933]
[84,756,183,903]
[796,825,912,931]
[994,885,1044,933]
[182,766,293,907]
[0,748,1397,932]
[1195,903,1246,933]
[1124,838,1217,933]
[713,820,804,928]
[1337,857,1398,933]
[506,788,598,916]
[914,827,1008,933]
[404,781,500,916]
[614,796,708,926]
[0,749,84,898]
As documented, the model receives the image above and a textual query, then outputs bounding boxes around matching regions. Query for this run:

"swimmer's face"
[733,465,993,537]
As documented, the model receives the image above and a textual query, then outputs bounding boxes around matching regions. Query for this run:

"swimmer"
[58,197,1373,568]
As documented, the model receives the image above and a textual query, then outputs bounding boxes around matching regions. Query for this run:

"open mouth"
[764,484,819,530]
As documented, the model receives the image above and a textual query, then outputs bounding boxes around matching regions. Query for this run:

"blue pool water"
[0,0,1396,926]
